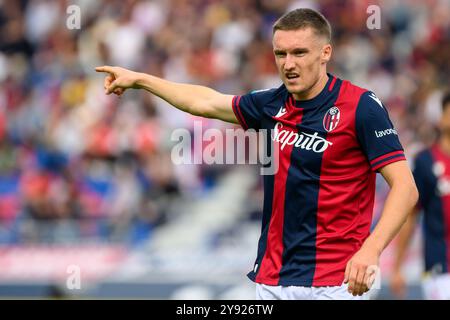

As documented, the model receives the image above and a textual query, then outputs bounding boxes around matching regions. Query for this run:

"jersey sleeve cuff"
[232,95,248,130]
[370,150,406,171]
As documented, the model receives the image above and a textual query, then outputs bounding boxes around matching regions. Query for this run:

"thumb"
[106,80,120,95]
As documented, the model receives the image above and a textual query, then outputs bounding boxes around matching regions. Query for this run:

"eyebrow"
[273,47,310,54]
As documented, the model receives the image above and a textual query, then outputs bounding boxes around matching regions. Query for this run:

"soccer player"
[390,92,450,300]
[96,8,418,300]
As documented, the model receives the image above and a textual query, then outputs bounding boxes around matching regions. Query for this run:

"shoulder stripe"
[231,95,248,130]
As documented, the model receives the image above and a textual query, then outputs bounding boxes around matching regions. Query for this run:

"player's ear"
[321,44,332,64]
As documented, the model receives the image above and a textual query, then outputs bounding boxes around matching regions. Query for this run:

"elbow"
[393,177,419,209]
[190,101,214,118]
[397,181,419,227]
[410,182,419,208]
[403,183,419,226]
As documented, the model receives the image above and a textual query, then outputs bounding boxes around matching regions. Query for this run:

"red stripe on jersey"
[371,155,406,171]
[370,150,405,166]
[328,76,336,92]
[431,146,450,269]
[256,102,304,285]
[313,81,374,286]
[290,95,295,109]
[285,94,295,113]
[232,96,248,130]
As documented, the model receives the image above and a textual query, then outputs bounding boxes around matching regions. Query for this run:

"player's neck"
[293,73,329,101]
[438,135,450,156]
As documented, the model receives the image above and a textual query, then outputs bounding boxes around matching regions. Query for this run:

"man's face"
[272,28,331,96]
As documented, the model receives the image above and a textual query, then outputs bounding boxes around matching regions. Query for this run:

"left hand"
[344,244,380,296]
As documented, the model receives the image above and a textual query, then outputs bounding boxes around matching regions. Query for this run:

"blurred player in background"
[97,8,418,300]
[391,92,450,300]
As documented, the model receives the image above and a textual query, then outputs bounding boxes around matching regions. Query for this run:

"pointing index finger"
[95,66,115,74]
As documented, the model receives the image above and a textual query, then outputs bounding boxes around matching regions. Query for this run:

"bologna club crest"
[323,106,340,132]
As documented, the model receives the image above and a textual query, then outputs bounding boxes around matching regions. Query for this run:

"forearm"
[96,66,237,122]
[363,182,418,255]
[135,73,226,118]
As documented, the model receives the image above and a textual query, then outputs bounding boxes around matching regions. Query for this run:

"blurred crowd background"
[0,0,449,299]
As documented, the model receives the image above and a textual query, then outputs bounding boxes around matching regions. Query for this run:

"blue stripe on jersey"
[277,81,341,285]
[247,133,276,281]
[278,129,321,285]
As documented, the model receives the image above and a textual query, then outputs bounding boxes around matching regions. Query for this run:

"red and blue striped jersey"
[413,145,450,274]
[232,74,406,286]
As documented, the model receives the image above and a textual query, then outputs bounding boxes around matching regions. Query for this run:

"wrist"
[361,238,383,256]
[134,72,149,89]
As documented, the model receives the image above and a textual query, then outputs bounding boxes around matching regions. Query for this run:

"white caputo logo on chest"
[269,106,346,153]
[271,122,333,153]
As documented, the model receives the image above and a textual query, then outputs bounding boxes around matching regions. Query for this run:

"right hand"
[95,66,141,96]
[390,269,407,299]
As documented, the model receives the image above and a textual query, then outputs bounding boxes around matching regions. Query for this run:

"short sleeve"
[232,89,274,130]
[355,91,406,171]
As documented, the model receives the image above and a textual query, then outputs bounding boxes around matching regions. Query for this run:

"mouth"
[285,73,300,81]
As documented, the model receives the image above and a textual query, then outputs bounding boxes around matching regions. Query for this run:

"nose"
[284,54,295,71]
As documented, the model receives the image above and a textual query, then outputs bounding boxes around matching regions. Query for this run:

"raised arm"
[95,66,239,124]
